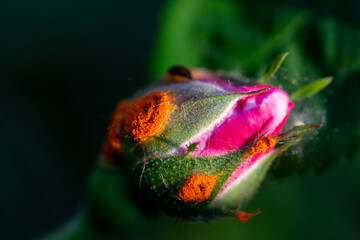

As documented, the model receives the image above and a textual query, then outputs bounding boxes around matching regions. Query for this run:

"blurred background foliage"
[1,0,360,239]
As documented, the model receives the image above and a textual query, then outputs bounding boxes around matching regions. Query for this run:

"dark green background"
[0,0,164,238]
[1,0,360,239]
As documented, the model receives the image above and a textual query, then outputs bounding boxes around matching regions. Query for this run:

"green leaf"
[258,51,289,83]
[242,10,311,71]
[290,77,332,101]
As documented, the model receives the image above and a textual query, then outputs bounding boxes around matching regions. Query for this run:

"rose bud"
[98,54,328,222]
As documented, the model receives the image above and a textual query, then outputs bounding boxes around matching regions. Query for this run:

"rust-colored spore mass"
[123,91,173,141]
[102,101,128,159]
[235,209,262,222]
[178,174,217,202]
[249,136,277,155]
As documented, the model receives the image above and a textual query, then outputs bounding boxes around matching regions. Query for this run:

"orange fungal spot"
[254,136,277,153]
[178,174,217,202]
[123,91,174,141]
[242,136,278,160]
[102,100,128,159]
[235,209,262,222]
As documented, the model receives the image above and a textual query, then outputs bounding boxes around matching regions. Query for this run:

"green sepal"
[258,51,289,83]
[140,88,269,156]
[210,139,300,209]
[133,148,249,219]
[211,124,320,209]
[278,124,322,141]
[125,123,320,219]
[290,76,332,101]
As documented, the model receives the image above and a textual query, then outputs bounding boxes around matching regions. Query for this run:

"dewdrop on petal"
[101,54,328,221]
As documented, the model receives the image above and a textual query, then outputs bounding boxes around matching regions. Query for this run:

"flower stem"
[42,208,94,240]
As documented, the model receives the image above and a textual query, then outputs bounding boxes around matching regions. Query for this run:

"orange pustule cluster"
[123,91,173,141]
[102,101,128,159]
[235,209,262,222]
[249,136,277,154]
[242,136,278,160]
[178,174,217,202]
